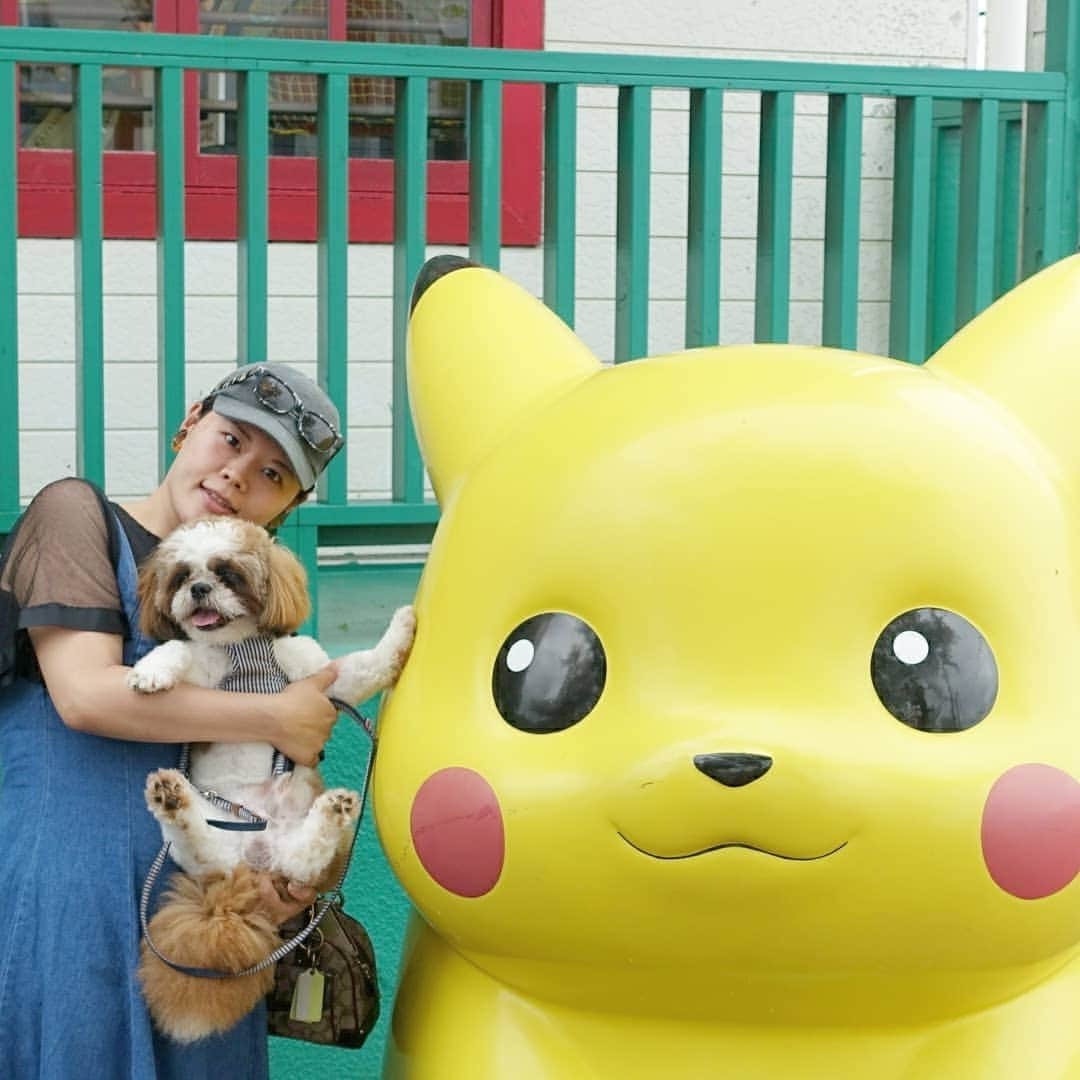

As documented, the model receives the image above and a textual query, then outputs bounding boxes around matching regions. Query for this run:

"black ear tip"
[410,255,479,314]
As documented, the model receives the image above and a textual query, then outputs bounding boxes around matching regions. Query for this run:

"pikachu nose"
[693,753,773,787]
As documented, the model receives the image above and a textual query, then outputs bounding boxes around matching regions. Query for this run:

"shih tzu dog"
[127,516,415,1042]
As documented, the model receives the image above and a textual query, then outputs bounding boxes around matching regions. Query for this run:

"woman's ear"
[261,540,311,635]
[171,401,209,453]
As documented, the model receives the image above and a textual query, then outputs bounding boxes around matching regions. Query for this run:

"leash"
[138,698,375,980]
[199,748,293,832]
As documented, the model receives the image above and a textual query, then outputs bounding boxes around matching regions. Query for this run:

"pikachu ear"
[407,257,601,503]
[927,254,1080,483]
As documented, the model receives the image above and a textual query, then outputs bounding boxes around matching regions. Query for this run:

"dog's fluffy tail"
[138,865,280,1043]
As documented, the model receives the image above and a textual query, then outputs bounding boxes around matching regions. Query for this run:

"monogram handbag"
[267,897,380,1047]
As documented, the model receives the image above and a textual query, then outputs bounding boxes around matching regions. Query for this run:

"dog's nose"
[693,753,772,787]
[190,581,213,601]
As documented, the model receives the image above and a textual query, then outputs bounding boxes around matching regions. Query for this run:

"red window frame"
[5,0,542,244]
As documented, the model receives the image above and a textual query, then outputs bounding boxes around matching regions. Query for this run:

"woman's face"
[166,405,304,528]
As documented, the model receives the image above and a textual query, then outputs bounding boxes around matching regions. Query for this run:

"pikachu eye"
[871,608,997,732]
[492,613,606,733]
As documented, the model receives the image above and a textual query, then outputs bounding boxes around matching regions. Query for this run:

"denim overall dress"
[0,514,268,1079]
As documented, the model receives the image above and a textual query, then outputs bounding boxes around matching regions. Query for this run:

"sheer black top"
[0,478,160,685]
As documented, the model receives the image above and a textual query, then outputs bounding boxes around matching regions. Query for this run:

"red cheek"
[409,767,505,898]
[981,763,1080,900]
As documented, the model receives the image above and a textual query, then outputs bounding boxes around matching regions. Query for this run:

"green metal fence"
[1,13,1079,624]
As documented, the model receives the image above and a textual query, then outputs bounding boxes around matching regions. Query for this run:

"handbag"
[267,897,380,1047]
[140,698,381,1050]
[264,698,382,1047]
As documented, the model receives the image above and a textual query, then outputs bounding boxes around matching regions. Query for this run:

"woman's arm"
[29,625,339,767]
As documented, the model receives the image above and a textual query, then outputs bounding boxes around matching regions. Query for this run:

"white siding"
[15,0,974,502]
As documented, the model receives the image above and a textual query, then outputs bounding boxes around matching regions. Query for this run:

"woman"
[0,363,345,1078]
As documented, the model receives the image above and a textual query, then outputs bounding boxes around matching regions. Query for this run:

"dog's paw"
[381,605,417,674]
[316,788,360,825]
[127,661,177,694]
[328,606,417,704]
[146,769,191,820]
[388,605,417,646]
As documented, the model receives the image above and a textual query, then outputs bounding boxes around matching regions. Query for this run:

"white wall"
[15,0,973,503]
[550,0,971,366]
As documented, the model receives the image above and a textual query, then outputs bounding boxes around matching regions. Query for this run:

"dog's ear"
[136,549,184,642]
[261,540,311,635]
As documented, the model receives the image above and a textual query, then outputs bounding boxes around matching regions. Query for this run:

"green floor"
[270,561,424,1080]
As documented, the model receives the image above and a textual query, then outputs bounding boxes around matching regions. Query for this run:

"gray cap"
[207,362,343,491]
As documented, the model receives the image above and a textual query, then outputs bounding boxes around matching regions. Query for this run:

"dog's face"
[375,259,1080,1021]
[137,517,309,643]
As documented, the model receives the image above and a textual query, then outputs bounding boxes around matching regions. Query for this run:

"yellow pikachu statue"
[374,253,1080,1078]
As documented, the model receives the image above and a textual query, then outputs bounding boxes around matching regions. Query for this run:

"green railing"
[1,13,1079,625]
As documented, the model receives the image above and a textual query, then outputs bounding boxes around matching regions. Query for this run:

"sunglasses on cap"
[211,367,344,456]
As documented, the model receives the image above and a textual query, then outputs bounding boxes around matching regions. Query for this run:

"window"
[7,0,542,243]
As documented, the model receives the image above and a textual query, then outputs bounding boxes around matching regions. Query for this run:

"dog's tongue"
[191,609,225,629]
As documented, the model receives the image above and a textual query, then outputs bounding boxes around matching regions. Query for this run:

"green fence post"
[755,90,794,343]
[1045,0,1080,253]
[0,60,18,515]
[995,109,1022,296]
[686,86,722,348]
[889,95,933,362]
[73,62,105,485]
[317,71,349,509]
[156,66,186,478]
[1022,98,1065,274]
[543,82,577,327]
[615,84,651,362]
[822,93,862,349]
[956,98,1000,327]
[928,108,961,354]
[469,78,502,269]
[237,69,269,366]
[392,75,427,504]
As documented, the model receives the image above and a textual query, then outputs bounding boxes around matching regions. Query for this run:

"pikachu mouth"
[617,832,848,862]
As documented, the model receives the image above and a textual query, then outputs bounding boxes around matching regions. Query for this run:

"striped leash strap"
[138,698,375,979]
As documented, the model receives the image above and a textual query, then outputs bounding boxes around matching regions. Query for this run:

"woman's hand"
[268,665,340,766]
[256,873,318,926]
